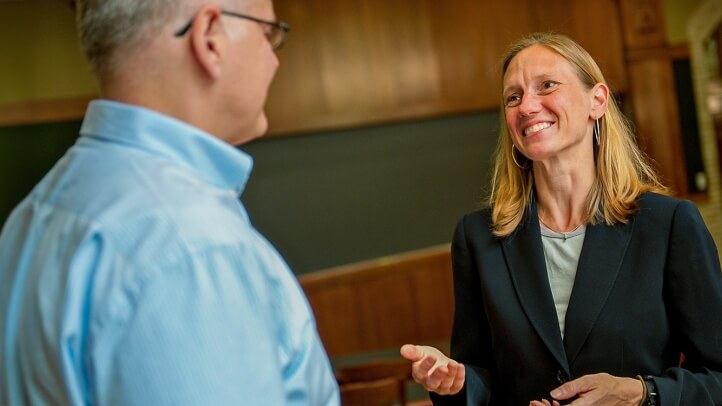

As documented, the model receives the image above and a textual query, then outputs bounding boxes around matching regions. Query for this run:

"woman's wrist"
[641,376,659,405]
[635,375,648,406]
[635,375,659,405]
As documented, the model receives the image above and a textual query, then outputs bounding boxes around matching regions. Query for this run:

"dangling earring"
[512,144,526,169]
[593,119,600,146]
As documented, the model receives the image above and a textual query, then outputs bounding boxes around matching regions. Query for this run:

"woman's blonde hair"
[489,32,667,237]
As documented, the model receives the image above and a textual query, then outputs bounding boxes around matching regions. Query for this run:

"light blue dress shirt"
[0,100,340,406]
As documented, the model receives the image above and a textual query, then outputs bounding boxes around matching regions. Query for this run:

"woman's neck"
[533,160,595,233]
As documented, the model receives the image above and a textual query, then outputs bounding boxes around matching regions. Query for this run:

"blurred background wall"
[1,0,717,274]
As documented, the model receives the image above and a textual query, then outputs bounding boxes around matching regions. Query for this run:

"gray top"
[539,222,586,338]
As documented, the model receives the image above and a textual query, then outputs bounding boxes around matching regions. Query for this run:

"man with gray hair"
[0,1,339,404]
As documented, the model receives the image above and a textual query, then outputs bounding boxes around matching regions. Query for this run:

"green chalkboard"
[0,111,497,273]
[0,120,81,225]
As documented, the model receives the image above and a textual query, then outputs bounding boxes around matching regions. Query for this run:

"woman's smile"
[523,121,554,137]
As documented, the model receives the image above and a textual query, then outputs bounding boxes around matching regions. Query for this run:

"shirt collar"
[79,99,253,195]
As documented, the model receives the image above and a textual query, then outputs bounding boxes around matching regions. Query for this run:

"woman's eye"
[505,95,521,107]
[541,81,558,91]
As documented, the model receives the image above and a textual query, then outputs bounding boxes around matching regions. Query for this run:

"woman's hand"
[399,344,465,395]
[530,373,644,405]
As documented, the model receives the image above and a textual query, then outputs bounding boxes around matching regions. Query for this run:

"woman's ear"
[188,5,225,79]
[590,82,609,120]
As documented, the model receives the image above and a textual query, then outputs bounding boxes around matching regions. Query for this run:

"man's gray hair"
[75,0,189,77]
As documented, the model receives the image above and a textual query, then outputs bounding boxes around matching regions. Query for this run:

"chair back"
[337,358,411,404]
[340,376,404,406]
[337,358,411,384]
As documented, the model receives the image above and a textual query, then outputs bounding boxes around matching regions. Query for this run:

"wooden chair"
[340,376,404,406]
[298,244,454,358]
[337,358,411,405]
[337,358,411,384]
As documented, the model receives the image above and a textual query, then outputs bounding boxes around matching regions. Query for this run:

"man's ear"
[189,6,225,79]
[590,82,609,120]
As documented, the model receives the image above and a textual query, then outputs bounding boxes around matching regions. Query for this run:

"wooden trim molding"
[0,96,94,127]
[625,44,690,63]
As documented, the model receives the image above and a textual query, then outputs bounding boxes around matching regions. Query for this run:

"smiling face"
[502,44,596,164]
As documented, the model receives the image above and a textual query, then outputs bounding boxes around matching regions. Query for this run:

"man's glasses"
[174,10,289,51]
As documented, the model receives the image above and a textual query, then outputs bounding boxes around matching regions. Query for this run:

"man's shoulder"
[15,141,250,261]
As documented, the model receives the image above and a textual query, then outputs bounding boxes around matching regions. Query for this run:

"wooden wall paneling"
[2,1,630,134]
[266,0,326,134]
[268,0,443,136]
[314,0,380,115]
[359,0,441,110]
[627,57,688,194]
[619,0,667,49]
[0,96,92,127]
[529,0,627,93]
[427,0,534,112]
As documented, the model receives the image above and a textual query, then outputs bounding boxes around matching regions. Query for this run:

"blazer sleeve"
[431,215,494,405]
[656,200,722,404]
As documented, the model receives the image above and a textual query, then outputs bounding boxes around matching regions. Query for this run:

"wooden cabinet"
[266,0,627,136]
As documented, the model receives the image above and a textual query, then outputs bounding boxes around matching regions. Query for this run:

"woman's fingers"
[411,356,436,382]
[400,344,464,395]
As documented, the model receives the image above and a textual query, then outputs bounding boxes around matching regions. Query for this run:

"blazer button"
[556,370,567,384]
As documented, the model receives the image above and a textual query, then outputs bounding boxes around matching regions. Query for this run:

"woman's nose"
[518,93,541,116]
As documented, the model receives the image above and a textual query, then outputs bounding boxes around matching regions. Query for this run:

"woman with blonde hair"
[401,32,722,405]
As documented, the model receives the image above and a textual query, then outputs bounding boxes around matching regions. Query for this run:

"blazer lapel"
[502,202,570,373]
[563,218,635,365]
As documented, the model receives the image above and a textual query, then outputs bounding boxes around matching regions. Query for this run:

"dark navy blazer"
[432,193,722,405]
